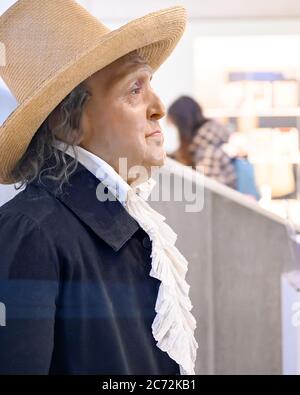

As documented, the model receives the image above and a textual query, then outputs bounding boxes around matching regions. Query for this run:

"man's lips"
[146,130,162,137]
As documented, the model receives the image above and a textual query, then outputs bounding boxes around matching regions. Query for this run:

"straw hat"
[0,0,187,184]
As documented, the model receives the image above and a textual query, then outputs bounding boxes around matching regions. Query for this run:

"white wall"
[3,0,300,18]
[84,0,300,19]
[0,0,16,15]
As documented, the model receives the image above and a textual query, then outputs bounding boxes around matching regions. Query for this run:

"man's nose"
[148,91,166,120]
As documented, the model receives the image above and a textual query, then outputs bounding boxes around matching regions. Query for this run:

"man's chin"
[148,150,166,168]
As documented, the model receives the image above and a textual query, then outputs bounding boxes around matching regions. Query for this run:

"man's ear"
[48,106,80,145]
[48,106,62,134]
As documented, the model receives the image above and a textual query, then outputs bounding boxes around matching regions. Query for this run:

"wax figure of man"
[0,0,198,374]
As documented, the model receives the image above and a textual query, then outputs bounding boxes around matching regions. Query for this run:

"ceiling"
[1,1,300,19]
[80,0,300,20]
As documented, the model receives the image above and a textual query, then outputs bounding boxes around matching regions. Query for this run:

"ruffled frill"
[126,184,198,375]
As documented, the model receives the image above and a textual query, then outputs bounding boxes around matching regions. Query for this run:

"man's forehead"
[112,52,153,79]
[86,52,153,89]
[123,52,152,69]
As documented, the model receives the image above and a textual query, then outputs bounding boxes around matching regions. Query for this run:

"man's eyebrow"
[128,62,153,78]
[111,61,153,86]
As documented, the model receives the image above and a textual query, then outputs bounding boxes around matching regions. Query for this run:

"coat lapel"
[31,158,140,252]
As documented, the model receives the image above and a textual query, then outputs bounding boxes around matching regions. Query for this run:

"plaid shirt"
[188,120,237,189]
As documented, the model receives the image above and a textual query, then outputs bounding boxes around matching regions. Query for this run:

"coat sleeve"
[0,210,59,374]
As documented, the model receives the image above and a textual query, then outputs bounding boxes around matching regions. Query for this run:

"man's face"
[79,51,166,183]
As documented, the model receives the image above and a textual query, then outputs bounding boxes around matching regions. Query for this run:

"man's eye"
[131,86,141,95]
[130,79,144,95]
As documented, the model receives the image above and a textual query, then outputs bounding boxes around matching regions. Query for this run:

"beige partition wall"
[150,158,292,375]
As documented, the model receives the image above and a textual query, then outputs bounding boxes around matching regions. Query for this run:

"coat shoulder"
[0,183,65,228]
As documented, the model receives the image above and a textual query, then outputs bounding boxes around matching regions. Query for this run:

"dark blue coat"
[0,159,180,375]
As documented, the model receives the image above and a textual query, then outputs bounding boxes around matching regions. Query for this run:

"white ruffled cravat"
[51,138,198,374]
[126,180,198,375]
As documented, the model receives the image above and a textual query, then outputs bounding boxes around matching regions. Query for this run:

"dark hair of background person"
[167,96,209,146]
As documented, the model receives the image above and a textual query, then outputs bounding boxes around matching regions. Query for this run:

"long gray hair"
[10,82,91,196]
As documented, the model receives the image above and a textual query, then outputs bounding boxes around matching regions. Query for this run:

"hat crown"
[0,0,110,103]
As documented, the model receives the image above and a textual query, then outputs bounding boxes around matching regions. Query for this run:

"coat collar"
[51,138,131,207]
[31,157,140,252]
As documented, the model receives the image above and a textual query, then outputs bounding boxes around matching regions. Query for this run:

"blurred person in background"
[167,96,260,200]
[167,95,237,189]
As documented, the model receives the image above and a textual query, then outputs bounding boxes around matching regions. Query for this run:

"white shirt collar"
[51,138,156,206]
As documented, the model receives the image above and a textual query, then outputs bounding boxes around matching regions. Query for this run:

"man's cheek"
[133,137,149,167]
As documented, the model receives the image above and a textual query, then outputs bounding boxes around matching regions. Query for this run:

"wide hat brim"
[0,6,187,184]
